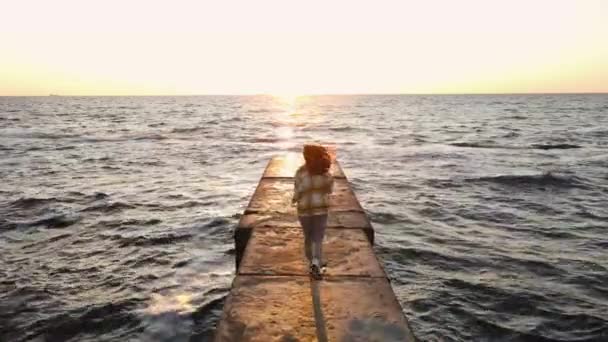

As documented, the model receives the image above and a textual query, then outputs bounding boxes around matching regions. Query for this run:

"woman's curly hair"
[303,144,332,175]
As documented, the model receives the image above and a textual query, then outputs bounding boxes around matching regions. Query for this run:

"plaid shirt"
[292,166,334,216]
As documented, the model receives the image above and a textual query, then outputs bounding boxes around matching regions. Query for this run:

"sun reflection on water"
[270,94,337,157]
[270,94,300,150]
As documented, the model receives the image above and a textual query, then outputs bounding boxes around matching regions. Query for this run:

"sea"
[1,94,607,341]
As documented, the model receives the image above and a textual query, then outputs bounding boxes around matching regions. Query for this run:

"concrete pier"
[215,154,416,341]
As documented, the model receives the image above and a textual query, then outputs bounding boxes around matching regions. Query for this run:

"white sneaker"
[310,261,322,280]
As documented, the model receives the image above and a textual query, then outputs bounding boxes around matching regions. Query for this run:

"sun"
[273,93,299,108]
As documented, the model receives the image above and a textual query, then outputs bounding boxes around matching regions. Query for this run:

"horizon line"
[1,91,608,97]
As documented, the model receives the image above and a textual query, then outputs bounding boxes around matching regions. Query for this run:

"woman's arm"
[326,174,334,194]
[292,173,301,204]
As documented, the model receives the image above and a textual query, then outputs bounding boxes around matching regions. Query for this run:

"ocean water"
[1,94,607,341]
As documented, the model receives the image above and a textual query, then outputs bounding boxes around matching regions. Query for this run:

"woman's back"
[294,166,334,216]
[293,143,333,279]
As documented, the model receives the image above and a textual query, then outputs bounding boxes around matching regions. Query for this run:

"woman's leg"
[311,214,328,267]
[298,215,313,262]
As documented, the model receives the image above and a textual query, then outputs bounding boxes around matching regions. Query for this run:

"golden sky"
[1,0,607,96]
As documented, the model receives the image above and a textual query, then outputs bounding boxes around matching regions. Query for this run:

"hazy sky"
[1,0,607,95]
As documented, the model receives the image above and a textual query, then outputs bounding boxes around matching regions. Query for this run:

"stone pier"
[214,154,416,341]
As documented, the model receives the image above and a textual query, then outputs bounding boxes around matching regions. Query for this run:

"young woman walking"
[291,144,334,279]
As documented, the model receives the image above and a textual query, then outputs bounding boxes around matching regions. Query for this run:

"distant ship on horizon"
[49,94,61,97]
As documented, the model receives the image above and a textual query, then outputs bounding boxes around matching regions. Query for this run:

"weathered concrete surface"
[214,276,416,342]
[238,212,372,230]
[319,278,417,342]
[239,228,385,277]
[245,179,363,215]
[213,276,317,341]
[262,154,346,178]
[217,155,416,341]
[235,212,374,268]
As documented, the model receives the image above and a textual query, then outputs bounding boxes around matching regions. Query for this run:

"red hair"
[303,144,331,175]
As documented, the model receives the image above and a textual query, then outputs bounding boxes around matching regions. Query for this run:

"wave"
[503,132,519,138]
[505,115,527,120]
[26,214,81,229]
[376,138,396,146]
[586,129,608,139]
[247,108,271,113]
[190,296,228,340]
[95,218,161,229]
[530,143,581,150]
[19,299,142,342]
[449,142,508,149]
[83,157,112,163]
[252,137,281,143]
[368,211,412,225]
[112,233,193,247]
[330,126,354,132]
[10,197,57,209]
[46,233,73,243]
[80,201,135,213]
[493,254,565,277]
[3,213,81,230]
[7,193,110,211]
[81,133,170,143]
[224,117,243,123]
[54,145,76,151]
[132,134,168,141]
[2,129,208,144]
[436,278,608,341]
[90,192,109,200]
[25,146,43,152]
[383,246,489,272]
[576,209,608,222]
[427,172,589,190]
[77,136,123,143]
[0,218,18,231]
[170,126,208,134]
[467,172,588,189]
[0,131,80,140]
[202,217,231,229]
[449,142,581,150]
[168,200,207,209]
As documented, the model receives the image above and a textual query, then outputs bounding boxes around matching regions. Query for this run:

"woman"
[291,144,334,279]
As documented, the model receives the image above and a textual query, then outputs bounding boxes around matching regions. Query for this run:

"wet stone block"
[263,154,346,178]
[319,278,417,342]
[239,227,308,276]
[234,212,374,268]
[245,179,296,215]
[214,276,316,342]
[245,179,364,215]
[238,211,372,230]
[239,228,385,278]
